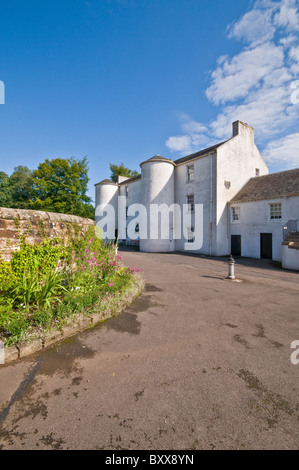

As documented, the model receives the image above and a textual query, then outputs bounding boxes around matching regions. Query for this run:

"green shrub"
[0,261,16,293]
[0,225,141,346]
[11,238,66,278]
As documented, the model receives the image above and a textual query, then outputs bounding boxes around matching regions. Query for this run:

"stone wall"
[0,207,95,261]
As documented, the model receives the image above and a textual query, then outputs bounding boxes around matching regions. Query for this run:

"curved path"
[0,250,298,450]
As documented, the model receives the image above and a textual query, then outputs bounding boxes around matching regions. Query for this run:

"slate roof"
[140,155,175,166]
[118,174,141,185]
[174,141,227,165]
[94,179,118,186]
[230,168,299,203]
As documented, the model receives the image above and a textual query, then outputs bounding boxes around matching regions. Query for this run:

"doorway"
[260,233,272,259]
[231,235,241,257]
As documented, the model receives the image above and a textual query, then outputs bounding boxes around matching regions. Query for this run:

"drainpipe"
[209,154,213,256]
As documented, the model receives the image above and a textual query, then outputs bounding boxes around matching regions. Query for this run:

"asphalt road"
[0,250,298,450]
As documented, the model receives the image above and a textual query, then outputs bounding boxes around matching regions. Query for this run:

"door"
[231,235,241,257]
[260,233,272,259]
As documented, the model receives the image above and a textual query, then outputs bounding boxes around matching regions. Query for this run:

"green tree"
[10,166,33,209]
[0,167,33,209]
[109,162,139,183]
[0,171,13,207]
[29,157,94,219]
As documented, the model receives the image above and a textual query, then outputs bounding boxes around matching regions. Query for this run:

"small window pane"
[270,203,281,219]
[232,207,240,221]
[187,165,194,182]
[187,194,194,212]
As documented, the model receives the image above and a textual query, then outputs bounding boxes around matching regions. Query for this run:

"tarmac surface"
[0,249,298,450]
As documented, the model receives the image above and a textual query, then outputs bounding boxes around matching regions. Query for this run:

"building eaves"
[118,174,141,185]
[94,179,118,186]
[174,141,227,166]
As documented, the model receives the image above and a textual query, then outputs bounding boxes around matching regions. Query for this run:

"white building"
[95,121,299,269]
[229,169,299,263]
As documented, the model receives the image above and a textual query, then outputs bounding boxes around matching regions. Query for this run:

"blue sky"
[0,0,298,202]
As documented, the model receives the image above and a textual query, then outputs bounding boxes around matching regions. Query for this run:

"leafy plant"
[0,225,141,346]
[11,259,67,311]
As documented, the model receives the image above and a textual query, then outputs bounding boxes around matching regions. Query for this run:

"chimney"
[232,120,254,139]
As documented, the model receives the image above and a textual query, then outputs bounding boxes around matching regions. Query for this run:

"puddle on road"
[144,284,163,292]
[39,336,95,377]
[104,311,141,335]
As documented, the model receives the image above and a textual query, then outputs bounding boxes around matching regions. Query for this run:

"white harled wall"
[230,196,299,261]
[95,182,119,239]
[95,121,297,263]
[140,159,175,252]
[174,153,217,255]
[216,122,269,256]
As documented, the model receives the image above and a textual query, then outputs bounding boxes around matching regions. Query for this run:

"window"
[187,194,194,212]
[255,168,260,177]
[224,180,231,189]
[125,186,128,196]
[187,227,194,243]
[187,164,194,182]
[126,206,128,218]
[231,206,241,222]
[270,203,281,220]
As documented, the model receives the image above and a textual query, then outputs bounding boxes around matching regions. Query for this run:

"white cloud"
[228,7,276,45]
[280,34,298,47]
[206,43,284,105]
[206,0,299,151]
[210,83,298,139]
[165,114,210,155]
[289,44,299,72]
[165,135,192,153]
[289,45,299,61]
[179,113,208,134]
[274,0,299,32]
[262,133,299,167]
[165,0,299,170]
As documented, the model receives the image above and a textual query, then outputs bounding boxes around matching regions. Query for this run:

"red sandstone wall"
[0,207,95,261]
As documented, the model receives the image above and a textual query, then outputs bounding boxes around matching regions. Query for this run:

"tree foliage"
[30,157,94,218]
[0,158,94,219]
[109,162,139,183]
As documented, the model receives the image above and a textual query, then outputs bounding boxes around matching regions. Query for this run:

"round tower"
[140,155,175,252]
[95,179,118,241]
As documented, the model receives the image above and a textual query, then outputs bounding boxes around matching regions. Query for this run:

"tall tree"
[10,166,33,208]
[0,171,13,207]
[30,157,94,218]
[109,162,139,183]
[0,167,33,209]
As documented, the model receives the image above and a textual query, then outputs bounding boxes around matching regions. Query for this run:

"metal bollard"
[227,255,235,280]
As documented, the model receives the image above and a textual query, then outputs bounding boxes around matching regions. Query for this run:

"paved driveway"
[0,250,298,450]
